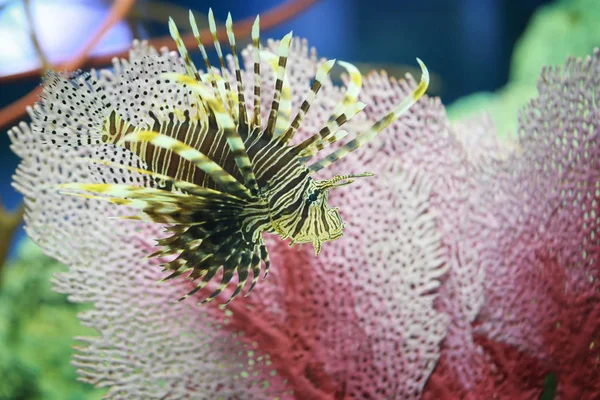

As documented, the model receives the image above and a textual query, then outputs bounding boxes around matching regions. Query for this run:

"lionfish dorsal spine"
[328,60,363,121]
[278,59,336,144]
[189,11,225,107]
[225,12,248,131]
[251,16,262,130]
[307,58,430,173]
[293,101,366,155]
[170,13,260,196]
[259,49,293,136]
[265,32,294,137]
[168,17,201,82]
[208,8,237,119]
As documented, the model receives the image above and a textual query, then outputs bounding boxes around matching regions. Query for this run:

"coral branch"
[23,0,50,68]
[0,0,321,130]
[0,0,136,130]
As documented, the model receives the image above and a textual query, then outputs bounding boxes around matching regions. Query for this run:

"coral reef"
[7,14,600,400]
[424,49,600,399]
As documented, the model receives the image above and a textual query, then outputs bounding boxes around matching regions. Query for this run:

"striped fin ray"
[199,246,242,304]
[178,265,220,301]
[259,240,270,278]
[308,58,430,173]
[227,252,251,304]
[279,59,336,143]
[173,230,262,304]
[297,129,349,161]
[251,16,261,129]
[189,10,226,105]
[208,8,236,119]
[118,130,254,199]
[265,32,293,136]
[168,17,201,81]
[246,250,262,295]
[56,183,240,208]
[225,12,249,130]
[84,158,247,203]
[199,71,237,111]
[56,183,236,224]
[327,60,363,122]
[260,50,292,135]
[158,227,232,280]
[159,75,260,194]
[294,101,366,154]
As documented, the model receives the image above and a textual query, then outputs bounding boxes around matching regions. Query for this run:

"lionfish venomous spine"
[47,9,429,304]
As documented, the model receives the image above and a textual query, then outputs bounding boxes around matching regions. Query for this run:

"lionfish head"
[276,173,374,255]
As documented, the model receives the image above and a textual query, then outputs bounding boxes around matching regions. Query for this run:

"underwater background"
[0,0,598,398]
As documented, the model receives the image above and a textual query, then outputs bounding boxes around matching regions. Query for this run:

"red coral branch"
[224,244,340,399]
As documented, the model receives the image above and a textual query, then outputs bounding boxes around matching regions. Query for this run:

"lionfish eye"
[307,191,320,202]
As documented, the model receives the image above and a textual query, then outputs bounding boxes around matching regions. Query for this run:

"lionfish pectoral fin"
[118,130,254,200]
[86,157,247,203]
[307,58,429,173]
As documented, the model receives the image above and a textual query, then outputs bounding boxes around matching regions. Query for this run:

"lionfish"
[47,10,429,304]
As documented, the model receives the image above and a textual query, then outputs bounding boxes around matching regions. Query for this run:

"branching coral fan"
[8,30,600,400]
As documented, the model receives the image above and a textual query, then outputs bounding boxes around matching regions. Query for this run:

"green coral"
[448,0,600,139]
[511,0,600,85]
[0,239,105,400]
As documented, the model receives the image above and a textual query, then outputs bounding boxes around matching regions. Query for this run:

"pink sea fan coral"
[9,35,451,399]
[424,50,600,399]
[471,49,600,398]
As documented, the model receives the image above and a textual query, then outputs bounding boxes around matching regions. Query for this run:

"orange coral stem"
[0,0,136,130]
[0,0,321,130]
